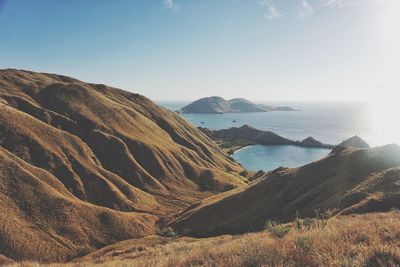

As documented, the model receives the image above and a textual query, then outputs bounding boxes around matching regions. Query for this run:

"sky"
[0,0,399,101]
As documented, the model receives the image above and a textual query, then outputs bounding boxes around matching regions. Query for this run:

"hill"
[0,69,246,262]
[0,147,157,262]
[199,125,333,154]
[177,97,296,114]
[338,135,370,148]
[170,144,400,236]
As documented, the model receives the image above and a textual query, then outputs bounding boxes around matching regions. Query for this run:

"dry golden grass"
[0,69,247,262]
[0,69,246,213]
[0,147,158,263]
[171,145,400,236]
[1,69,399,265]
[9,211,400,267]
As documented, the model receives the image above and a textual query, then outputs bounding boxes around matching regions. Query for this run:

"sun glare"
[383,0,400,77]
[366,0,400,146]
[368,100,400,146]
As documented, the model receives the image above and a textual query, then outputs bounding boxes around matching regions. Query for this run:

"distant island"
[177,96,297,114]
[199,125,369,155]
[199,125,335,154]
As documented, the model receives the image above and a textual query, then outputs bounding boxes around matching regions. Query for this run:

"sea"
[158,101,398,172]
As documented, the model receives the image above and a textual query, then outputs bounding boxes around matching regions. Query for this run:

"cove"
[233,145,331,172]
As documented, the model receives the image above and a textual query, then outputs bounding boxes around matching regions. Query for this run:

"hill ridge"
[0,69,246,262]
[170,144,400,236]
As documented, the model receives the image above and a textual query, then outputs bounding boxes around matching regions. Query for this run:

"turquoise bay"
[233,145,330,172]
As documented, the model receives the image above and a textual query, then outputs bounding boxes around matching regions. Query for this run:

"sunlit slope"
[0,147,158,262]
[0,69,246,262]
[0,69,245,210]
[171,145,400,236]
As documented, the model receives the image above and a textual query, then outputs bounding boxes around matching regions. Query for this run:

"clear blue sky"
[0,0,398,101]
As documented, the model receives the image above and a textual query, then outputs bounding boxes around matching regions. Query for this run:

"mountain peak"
[338,135,370,149]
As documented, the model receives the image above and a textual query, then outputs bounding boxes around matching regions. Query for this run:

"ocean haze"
[159,101,380,146]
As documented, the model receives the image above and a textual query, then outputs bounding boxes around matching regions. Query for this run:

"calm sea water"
[158,101,391,171]
[159,101,377,145]
[233,145,330,172]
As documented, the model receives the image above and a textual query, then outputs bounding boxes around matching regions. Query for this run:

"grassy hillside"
[10,211,400,267]
[1,69,399,265]
[0,69,246,262]
[171,145,400,236]
[0,147,157,262]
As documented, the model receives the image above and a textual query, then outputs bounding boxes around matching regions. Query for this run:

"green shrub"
[264,220,291,239]
[160,227,177,238]
[315,208,337,229]
[303,218,314,230]
[295,211,304,231]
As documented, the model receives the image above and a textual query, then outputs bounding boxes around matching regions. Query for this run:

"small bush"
[302,218,314,230]
[295,211,305,231]
[264,220,291,239]
[314,208,337,229]
[159,227,177,238]
[295,236,314,253]
[295,218,303,231]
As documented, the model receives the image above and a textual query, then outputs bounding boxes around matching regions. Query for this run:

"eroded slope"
[0,69,246,262]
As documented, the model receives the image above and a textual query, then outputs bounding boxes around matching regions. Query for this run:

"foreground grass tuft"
[8,211,400,267]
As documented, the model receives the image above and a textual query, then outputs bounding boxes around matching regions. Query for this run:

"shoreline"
[224,142,333,156]
[224,144,253,155]
[230,145,252,154]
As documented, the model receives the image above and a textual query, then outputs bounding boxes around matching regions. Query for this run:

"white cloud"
[320,0,349,7]
[320,0,387,8]
[257,0,283,19]
[299,0,315,18]
[162,0,178,10]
